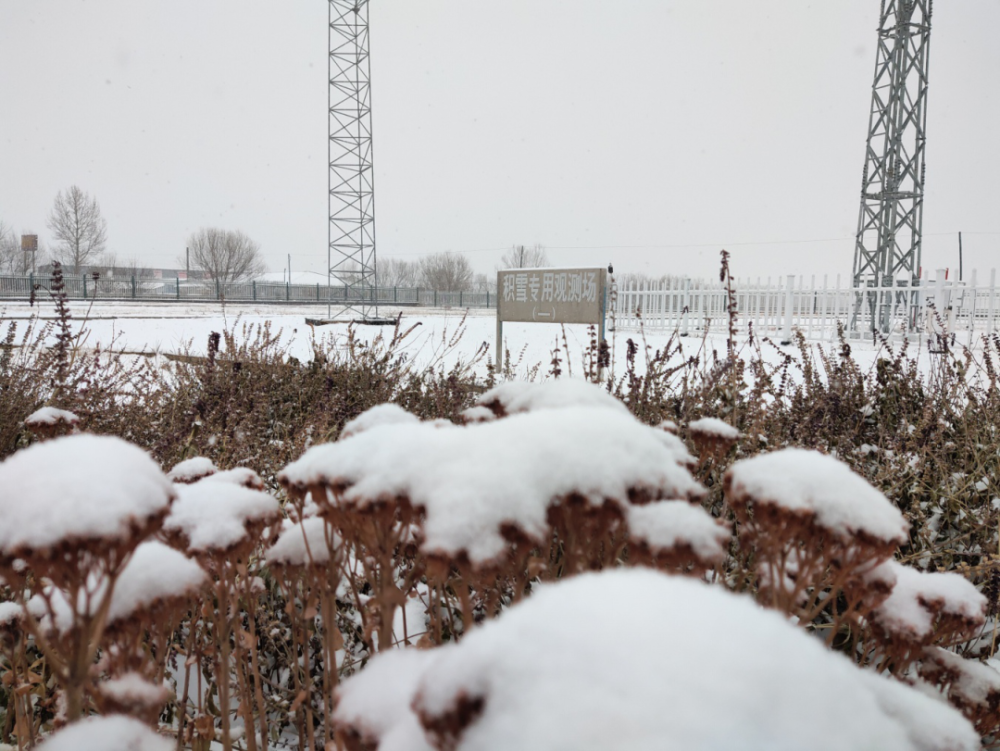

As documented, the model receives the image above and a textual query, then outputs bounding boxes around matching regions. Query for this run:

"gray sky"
[1,1,998,283]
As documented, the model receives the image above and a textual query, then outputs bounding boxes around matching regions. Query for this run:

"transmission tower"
[852,0,933,333]
[328,0,378,320]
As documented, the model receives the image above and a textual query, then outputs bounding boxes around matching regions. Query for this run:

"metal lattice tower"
[328,0,378,319]
[852,0,933,331]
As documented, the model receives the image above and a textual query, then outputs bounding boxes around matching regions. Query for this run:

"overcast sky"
[1,1,998,283]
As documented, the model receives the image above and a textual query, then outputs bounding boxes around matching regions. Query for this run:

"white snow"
[341,403,420,440]
[872,561,986,641]
[475,379,628,416]
[107,541,208,624]
[265,517,339,567]
[167,456,217,483]
[333,647,438,751]
[163,481,280,553]
[37,715,172,751]
[0,601,22,627]
[459,406,496,424]
[98,672,171,707]
[922,647,1000,707]
[625,502,731,565]
[24,407,79,427]
[725,448,909,544]
[688,417,739,440]
[0,434,176,556]
[411,568,978,751]
[279,407,703,565]
[197,466,264,489]
[656,419,679,434]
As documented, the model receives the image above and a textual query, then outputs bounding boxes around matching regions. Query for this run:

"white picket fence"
[613,269,1000,345]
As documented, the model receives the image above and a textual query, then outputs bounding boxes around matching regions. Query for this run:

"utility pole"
[851,0,933,334]
[958,232,963,282]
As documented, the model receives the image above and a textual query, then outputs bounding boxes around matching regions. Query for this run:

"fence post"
[968,268,978,338]
[83,274,87,298]
[215,279,220,300]
[988,268,997,335]
[286,282,290,302]
[459,290,463,307]
[434,289,437,307]
[176,277,180,300]
[29,272,33,295]
[316,283,320,301]
[780,274,795,344]
[131,275,136,299]
[253,280,257,301]
[487,290,490,308]
[681,278,691,336]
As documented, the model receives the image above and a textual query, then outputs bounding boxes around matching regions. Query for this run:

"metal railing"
[614,268,1000,343]
[0,274,497,309]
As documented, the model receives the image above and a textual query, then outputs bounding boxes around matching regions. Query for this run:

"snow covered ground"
[0,299,939,381]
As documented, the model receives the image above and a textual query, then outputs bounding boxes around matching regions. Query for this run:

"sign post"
[496,267,608,376]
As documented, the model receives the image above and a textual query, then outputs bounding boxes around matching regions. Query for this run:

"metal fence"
[614,268,1000,343]
[0,274,497,309]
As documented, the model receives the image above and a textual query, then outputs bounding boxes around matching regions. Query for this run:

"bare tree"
[0,221,18,274]
[418,251,474,292]
[498,244,550,269]
[186,227,266,283]
[47,186,108,274]
[378,257,418,288]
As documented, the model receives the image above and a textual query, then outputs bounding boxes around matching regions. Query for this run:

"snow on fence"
[614,269,1000,344]
[0,273,497,308]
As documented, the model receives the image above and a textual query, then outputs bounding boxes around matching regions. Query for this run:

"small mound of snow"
[37,715,172,751]
[266,517,339,567]
[412,569,977,751]
[108,541,207,624]
[197,466,264,490]
[164,482,280,553]
[334,648,438,751]
[341,404,420,440]
[99,672,171,707]
[688,417,739,440]
[167,456,217,483]
[24,407,79,427]
[476,379,628,416]
[0,435,175,557]
[459,406,496,424]
[872,562,986,641]
[725,448,909,544]
[0,602,23,627]
[625,502,730,566]
[921,647,1000,708]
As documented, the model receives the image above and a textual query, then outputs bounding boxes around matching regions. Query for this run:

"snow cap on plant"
[0,434,175,565]
[688,416,739,461]
[37,714,172,751]
[408,568,978,751]
[340,402,420,440]
[474,379,629,418]
[167,456,218,484]
[24,406,80,440]
[279,406,703,568]
[162,480,280,556]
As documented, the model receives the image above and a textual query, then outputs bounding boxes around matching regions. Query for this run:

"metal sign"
[20,234,38,251]
[497,267,607,324]
[495,267,608,371]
